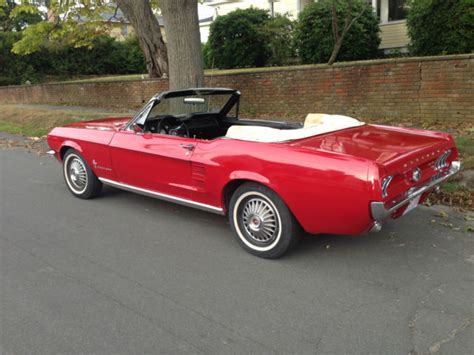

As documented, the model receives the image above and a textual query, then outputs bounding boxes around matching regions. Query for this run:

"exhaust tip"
[370,222,382,233]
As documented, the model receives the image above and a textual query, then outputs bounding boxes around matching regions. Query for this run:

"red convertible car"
[47,88,461,258]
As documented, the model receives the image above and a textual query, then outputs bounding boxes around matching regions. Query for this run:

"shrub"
[407,0,474,56]
[0,31,42,84]
[294,0,380,64]
[202,41,213,69]
[208,8,269,69]
[207,8,294,69]
[262,14,296,66]
[0,32,146,85]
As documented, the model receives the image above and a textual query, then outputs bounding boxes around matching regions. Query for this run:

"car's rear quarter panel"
[193,139,374,235]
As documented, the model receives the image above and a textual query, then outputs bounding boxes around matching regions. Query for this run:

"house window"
[388,0,408,21]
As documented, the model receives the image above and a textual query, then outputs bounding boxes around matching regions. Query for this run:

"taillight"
[381,175,393,198]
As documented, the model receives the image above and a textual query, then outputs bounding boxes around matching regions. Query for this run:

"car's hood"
[289,124,452,167]
[66,117,131,131]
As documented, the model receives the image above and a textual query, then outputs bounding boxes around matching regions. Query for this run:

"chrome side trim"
[371,160,461,222]
[98,178,225,215]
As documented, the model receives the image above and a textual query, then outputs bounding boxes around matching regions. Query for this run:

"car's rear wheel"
[63,149,102,199]
[229,183,300,258]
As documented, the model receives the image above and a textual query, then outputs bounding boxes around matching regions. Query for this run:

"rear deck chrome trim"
[99,178,225,215]
[371,160,461,222]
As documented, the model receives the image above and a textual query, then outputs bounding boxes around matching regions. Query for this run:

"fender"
[228,170,270,185]
[221,170,277,213]
[59,140,83,160]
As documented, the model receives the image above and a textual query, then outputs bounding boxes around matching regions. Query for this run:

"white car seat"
[225,114,364,142]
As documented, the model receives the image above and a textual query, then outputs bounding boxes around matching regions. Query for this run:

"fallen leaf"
[436,211,449,218]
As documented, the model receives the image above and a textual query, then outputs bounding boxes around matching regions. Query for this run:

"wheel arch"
[221,171,306,231]
[221,171,275,213]
[59,141,83,161]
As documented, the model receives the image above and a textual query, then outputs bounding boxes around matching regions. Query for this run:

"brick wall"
[0,54,472,122]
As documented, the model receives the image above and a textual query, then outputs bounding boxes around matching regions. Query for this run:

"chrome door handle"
[180,143,195,151]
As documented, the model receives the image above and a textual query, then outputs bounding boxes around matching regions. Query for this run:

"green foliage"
[207,8,294,69]
[0,31,40,85]
[202,41,213,69]
[0,0,42,32]
[407,0,474,56]
[0,32,146,85]
[294,0,380,64]
[262,14,296,66]
[10,1,114,55]
[208,8,269,69]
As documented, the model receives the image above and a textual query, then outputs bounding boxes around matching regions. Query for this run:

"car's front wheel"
[63,149,102,199]
[229,183,301,258]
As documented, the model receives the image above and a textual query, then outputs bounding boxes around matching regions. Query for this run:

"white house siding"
[379,21,409,49]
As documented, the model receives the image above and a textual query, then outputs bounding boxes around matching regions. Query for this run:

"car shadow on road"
[285,227,388,258]
[99,185,467,266]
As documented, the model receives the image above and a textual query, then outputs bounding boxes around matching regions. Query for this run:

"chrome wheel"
[233,191,282,252]
[242,197,278,243]
[64,154,88,194]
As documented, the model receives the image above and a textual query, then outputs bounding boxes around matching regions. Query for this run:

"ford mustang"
[47,88,461,258]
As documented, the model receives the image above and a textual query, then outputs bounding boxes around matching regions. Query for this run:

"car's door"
[108,129,197,200]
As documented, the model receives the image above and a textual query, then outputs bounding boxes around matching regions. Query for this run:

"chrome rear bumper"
[370,161,461,223]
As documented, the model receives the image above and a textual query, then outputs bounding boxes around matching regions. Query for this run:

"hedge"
[407,0,474,56]
[0,32,146,85]
[294,0,380,64]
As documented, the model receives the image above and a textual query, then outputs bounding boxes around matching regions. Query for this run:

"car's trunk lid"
[288,124,455,201]
[288,124,452,172]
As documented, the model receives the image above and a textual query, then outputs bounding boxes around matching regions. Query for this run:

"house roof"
[78,7,164,26]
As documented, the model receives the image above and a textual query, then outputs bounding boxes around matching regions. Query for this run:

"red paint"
[48,118,458,236]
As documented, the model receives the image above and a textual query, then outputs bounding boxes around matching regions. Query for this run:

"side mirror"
[132,123,144,134]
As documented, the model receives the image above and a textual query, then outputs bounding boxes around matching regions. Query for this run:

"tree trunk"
[328,38,344,65]
[116,0,168,78]
[327,0,361,65]
[160,0,204,90]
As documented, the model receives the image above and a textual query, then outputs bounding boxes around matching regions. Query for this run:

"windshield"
[149,93,236,118]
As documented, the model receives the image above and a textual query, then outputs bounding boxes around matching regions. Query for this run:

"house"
[74,7,166,42]
[199,0,409,52]
[373,0,409,52]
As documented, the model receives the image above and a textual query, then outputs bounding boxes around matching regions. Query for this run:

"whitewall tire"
[229,182,300,258]
[63,149,102,199]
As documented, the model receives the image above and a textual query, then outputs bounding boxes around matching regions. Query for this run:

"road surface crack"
[428,318,472,354]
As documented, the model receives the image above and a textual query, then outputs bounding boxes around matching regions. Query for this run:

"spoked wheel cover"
[233,191,282,252]
[64,154,88,194]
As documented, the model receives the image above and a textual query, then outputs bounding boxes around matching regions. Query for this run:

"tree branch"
[341,10,363,38]
[107,4,122,24]
[328,0,364,65]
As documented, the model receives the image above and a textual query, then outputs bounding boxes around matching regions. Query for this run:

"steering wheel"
[157,115,189,137]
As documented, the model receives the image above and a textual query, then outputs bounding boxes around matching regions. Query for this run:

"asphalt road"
[1,146,473,354]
